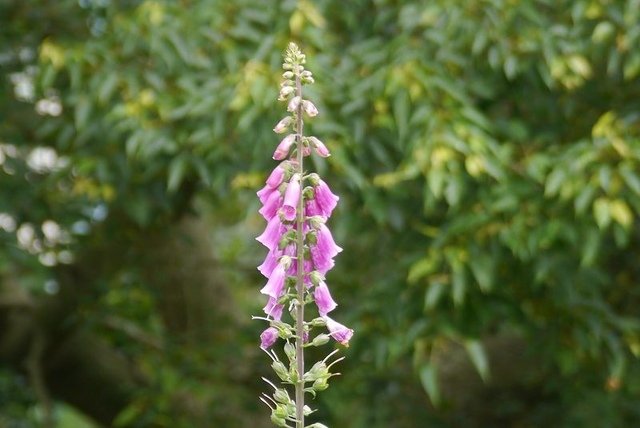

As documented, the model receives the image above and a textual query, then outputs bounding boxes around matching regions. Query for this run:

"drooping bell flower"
[256,216,287,251]
[314,281,337,316]
[257,184,278,205]
[309,136,330,157]
[313,177,339,217]
[315,223,342,260]
[260,327,279,350]
[263,296,284,320]
[258,248,280,278]
[305,198,323,218]
[323,316,354,346]
[259,189,281,220]
[311,247,335,274]
[273,134,296,160]
[266,164,286,188]
[260,263,287,299]
[281,174,301,221]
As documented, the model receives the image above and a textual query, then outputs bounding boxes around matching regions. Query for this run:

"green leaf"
[465,339,490,382]
[469,253,494,292]
[620,166,640,195]
[593,197,611,229]
[167,155,189,192]
[74,96,91,130]
[424,282,445,311]
[609,199,633,229]
[419,363,440,406]
[452,262,466,306]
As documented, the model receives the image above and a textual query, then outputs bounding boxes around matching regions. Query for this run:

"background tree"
[1,0,639,427]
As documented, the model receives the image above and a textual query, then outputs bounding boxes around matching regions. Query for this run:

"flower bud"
[303,405,313,416]
[302,100,319,117]
[282,71,294,79]
[306,424,329,428]
[260,327,279,350]
[284,341,296,361]
[272,360,289,381]
[311,334,330,346]
[309,136,330,157]
[273,116,292,134]
[287,96,301,112]
[273,134,295,160]
[310,316,326,327]
[279,86,294,100]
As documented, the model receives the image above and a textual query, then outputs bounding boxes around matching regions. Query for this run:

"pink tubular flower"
[309,136,330,157]
[281,174,301,222]
[273,134,296,160]
[257,184,278,204]
[316,223,342,259]
[314,281,337,316]
[258,248,280,278]
[273,117,292,134]
[263,296,284,320]
[266,164,286,188]
[256,216,286,251]
[311,247,335,274]
[305,198,323,218]
[260,263,287,299]
[258,189,281,220]
[314,179,339,217]
[323,316,354,346]
[260,327,279,349]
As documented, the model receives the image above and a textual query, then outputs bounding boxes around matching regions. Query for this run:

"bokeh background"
[1,0,640,427]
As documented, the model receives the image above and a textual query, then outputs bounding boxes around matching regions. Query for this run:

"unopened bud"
[278,86,294,100]
[282,71,294,79]
[309,136,330,157]
[310,316,326,327]
[302,100,319,117]
[273,116,292,134]
[287,96,301,112]
[311,334,330,347]
[273,134,295,160]
[303,405,313,416]
[284,341,296,361]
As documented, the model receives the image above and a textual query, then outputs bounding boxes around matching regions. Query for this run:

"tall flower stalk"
[255,43,353,428]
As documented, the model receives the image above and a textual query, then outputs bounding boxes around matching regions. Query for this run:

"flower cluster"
[256,163,352,348]
[255,43,352,428]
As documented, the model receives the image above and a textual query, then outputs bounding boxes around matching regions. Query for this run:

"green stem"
[294,71,305,428]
